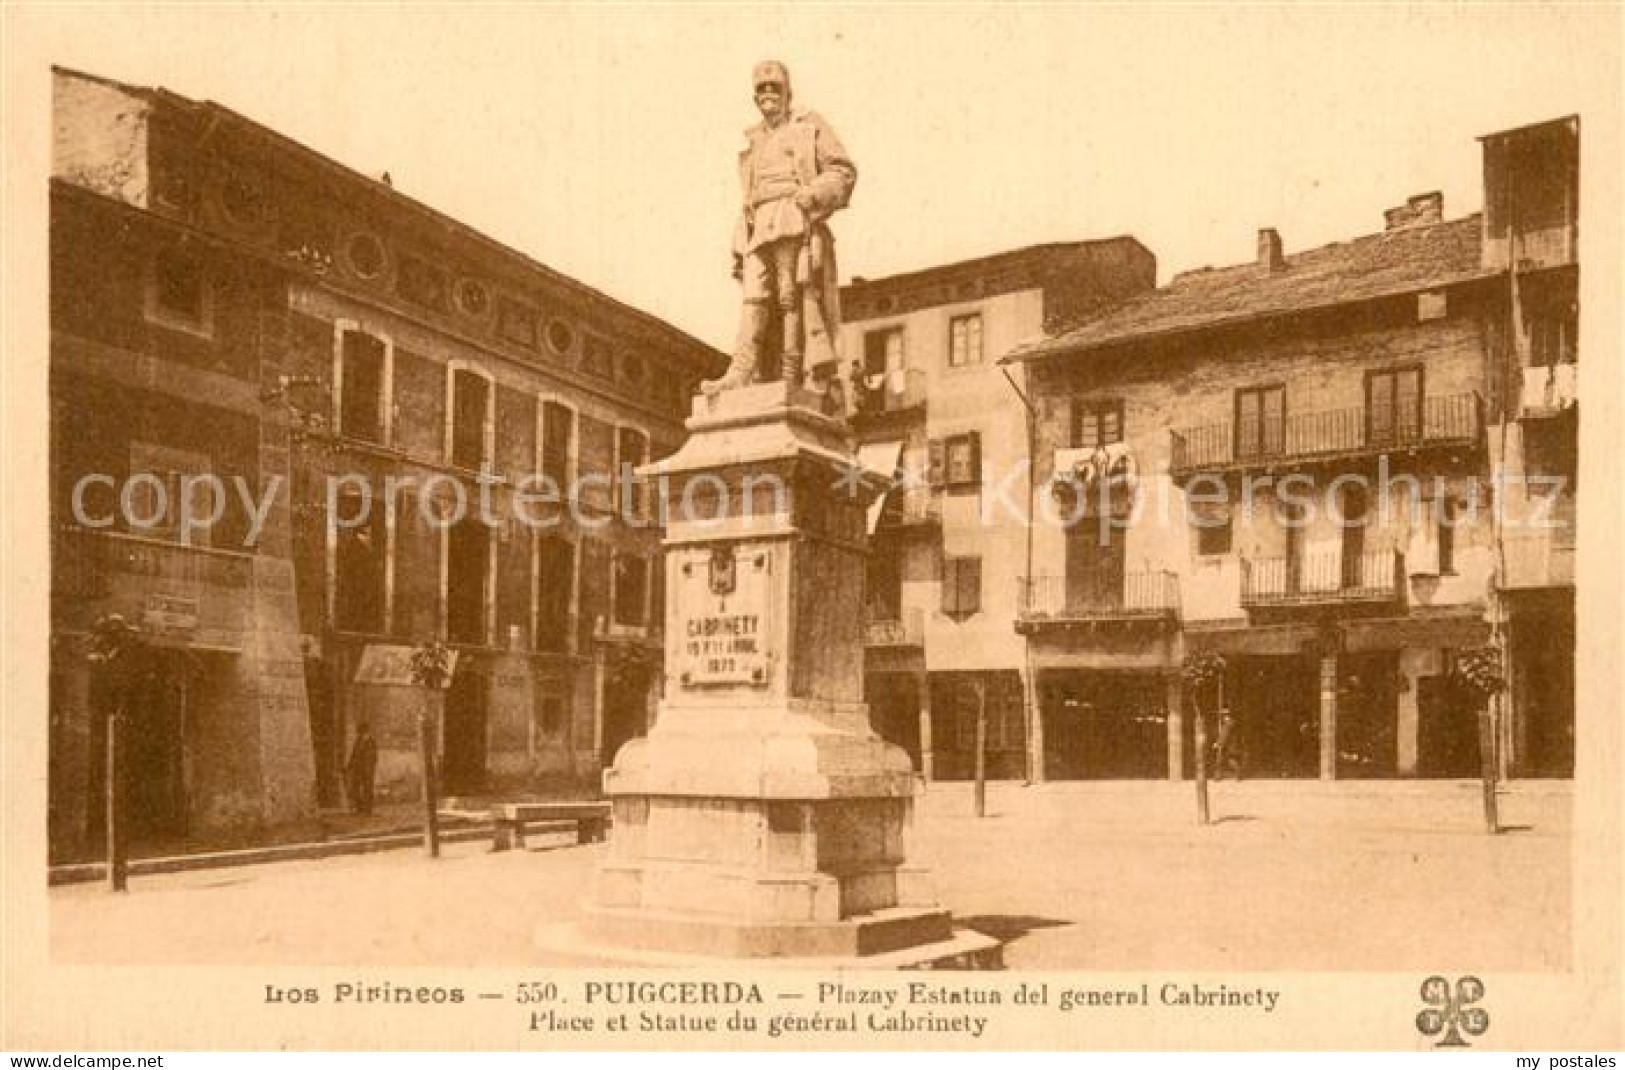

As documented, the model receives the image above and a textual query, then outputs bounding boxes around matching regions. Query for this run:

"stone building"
[48,67,723,858]
[840,241,1156,780]
[1004,116,1578,780]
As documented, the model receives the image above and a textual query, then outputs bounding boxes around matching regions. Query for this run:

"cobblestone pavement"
[50,780,1569,971]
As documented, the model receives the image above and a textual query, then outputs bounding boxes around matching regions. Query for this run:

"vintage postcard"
[2,3,1621,1053]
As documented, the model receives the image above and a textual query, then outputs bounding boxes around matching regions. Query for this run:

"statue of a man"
[703,61,857,409]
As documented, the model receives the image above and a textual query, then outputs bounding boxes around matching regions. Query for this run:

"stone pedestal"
[579,383,968,961]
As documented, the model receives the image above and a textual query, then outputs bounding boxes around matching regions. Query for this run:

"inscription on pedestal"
[675,546,773,689]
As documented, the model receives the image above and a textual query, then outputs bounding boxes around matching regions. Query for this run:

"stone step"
[581,903,954,960]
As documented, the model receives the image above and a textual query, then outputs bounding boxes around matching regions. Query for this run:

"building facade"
[840,241,1156,781]
[48,68,723,859]
[1007,117,1578,781]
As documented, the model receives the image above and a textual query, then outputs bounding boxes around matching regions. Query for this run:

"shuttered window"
[1368,366,1423,445]
[1235,384,1285,458]
[941,556,982,616]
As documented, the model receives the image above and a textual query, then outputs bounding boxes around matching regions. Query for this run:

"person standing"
[345,720,378,816]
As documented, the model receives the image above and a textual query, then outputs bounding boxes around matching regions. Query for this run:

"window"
[612,554,650,629]
[948,313,983,367]
[535,692,568,737]
[446,515,491,645]
[535,536,574,653]
[146,248,211,334]
[448,366,493,470]
[866,546,903,621]
[1529,302,1578,368]
[863,327,905,378]
[615,426,650,521]
[940,432,981,490]
[338,328,388,444]
[1071,399,1124,449]
[126,442,213,546]
[540,400,576,493]
[1235,384,1285,459]
[546,319,577,356]
[344,232,386,280]
[941,556,982,617]
[333,490,387,634]
[1367,366,1423,446]
[1193,505,1233,556]
[577,538,611,651]
[1437,498,1456,575]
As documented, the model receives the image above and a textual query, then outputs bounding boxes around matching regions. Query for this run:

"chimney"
[1384,191,1443,231]
[1257,228,1284,273]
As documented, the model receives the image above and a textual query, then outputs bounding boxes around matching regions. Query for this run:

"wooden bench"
[440,802,611,852]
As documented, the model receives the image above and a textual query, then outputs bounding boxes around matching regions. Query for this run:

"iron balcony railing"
[1240,548,1403,606]
[864,605,925,647]
[1017,571,1181,621]
[1170,393,1481,473]
[855,368,928,418]
[53,526,254,600]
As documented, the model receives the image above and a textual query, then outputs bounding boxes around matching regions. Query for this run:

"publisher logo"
[1416,975,1488,1047]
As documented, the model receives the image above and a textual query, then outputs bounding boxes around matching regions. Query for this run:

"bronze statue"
[703,61,857,412]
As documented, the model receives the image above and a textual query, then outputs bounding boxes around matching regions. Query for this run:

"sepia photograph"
[2,2,1621,1054]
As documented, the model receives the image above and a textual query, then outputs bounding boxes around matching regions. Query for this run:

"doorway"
[1065,516,1126,611]
[1228,655,1319,778]
[1417,674,1481,777]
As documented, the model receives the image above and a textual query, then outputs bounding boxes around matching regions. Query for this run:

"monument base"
[566,382,997,967]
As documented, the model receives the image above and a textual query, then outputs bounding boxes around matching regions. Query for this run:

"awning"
[857,439,905,534]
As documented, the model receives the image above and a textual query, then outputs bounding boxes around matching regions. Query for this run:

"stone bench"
[440,802,611,852]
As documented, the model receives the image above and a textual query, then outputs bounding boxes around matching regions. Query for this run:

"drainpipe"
[1000,363,1043,785]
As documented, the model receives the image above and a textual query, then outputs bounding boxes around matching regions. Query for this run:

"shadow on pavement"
[956,914,1073,947]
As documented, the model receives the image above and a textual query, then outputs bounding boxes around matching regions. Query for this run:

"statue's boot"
[780,306,804,391]
[701,349,756,396]
[703,302,769,395]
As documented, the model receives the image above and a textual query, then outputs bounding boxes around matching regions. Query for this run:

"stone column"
[1024,664,1046,784]
[1318,649,1339,781]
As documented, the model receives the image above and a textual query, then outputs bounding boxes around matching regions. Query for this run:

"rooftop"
[844,236,1150,294]
[52,65,725,371]
[1004,213,1491,363]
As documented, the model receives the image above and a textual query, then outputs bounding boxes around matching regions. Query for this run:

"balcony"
[1016,571,1180,632]
[1169,393,1481,477]
[865,605,924,648]
[1240,549,1403,608]
[854,368,927,421]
